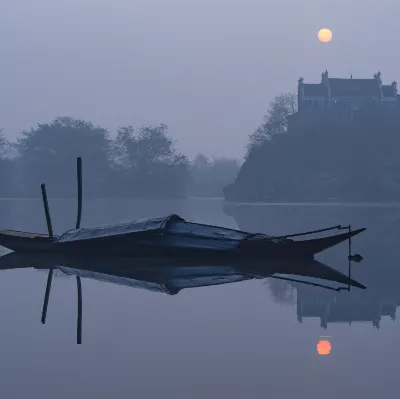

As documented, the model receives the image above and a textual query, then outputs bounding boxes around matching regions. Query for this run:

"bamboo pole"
[75,157,83,344]
[76,276,82,344]
[40,184,53,238]
[76,157,82,230]
[40,183,54,324]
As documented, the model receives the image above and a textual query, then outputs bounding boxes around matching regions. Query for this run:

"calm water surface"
[0,198,399,398]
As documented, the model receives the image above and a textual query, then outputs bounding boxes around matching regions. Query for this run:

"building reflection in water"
[224,201,400,330]
[295,285,396,329]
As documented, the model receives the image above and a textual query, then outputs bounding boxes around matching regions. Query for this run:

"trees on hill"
[247,92,296,153]
[226,95,400,202]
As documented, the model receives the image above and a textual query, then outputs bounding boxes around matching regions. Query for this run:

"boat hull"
[0,231,56,253]
[0,228,365,259]
[237,228,365,257]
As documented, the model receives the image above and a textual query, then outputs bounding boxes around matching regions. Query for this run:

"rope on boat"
[274,224,349,239]
[274,223,359,292]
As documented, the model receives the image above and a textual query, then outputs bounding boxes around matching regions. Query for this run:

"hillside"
[225,104,400,202]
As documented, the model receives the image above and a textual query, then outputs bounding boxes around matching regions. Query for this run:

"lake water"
[0,198,399,398]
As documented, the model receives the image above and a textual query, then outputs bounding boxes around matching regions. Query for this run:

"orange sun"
[318,28,333,43]
[317,340,331,355]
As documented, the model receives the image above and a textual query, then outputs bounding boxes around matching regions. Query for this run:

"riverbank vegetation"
[0,117,240,198]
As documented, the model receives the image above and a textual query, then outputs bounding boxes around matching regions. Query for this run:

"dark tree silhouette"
[227,96,400,202]
[0,130,15,196]
[17,117,111,197]
[112,124,190,197]
[248,92,297,153]
[0,129,8,156]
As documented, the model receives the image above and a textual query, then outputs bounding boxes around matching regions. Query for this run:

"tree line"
[0,117,241,198]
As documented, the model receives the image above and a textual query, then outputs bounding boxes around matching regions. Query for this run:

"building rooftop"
[328,78,382,98]
[299,71,398,100]
[382,85,394,97]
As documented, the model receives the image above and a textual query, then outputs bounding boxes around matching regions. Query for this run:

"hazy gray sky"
[1,0,398,158]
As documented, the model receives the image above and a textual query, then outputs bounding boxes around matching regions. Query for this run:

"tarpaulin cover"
[56,214,185,243]
[168,222,252,240]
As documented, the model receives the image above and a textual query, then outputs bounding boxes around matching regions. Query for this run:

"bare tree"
[248,92,297,152]
[0,129,10,158]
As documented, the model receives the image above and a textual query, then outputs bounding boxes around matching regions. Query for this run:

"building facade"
[287,71,400,131]
[297,70,398,114]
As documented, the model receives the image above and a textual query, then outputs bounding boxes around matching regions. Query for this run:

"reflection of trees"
[266,279,296,305]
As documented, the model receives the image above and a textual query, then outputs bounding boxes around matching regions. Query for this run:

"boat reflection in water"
[265,260,398,329]
[223,201,400,331]
[0,251,366,344]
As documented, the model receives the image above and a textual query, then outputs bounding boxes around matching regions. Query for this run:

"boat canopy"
[55,213,273,244]
[56,214,185,243]
[167,221,260,240]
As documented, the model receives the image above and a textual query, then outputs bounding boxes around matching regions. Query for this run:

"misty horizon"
[1,0,399,158]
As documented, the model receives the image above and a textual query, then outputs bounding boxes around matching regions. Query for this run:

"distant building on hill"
[288,70,400,130]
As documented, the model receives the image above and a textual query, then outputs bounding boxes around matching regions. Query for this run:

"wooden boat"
[0,158,367,345]
[0,214,365,259]
[0,230,56,252]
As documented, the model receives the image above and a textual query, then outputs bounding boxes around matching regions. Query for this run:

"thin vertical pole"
[40,183,54,324]
[76,157,83,230]
[41,269,53,324]
[40,183,53,238]
[76,276,82,344]
[348,225,352,292]
[76,157,83,343]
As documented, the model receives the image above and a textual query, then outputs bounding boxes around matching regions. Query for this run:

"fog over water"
[0,1,399,397]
